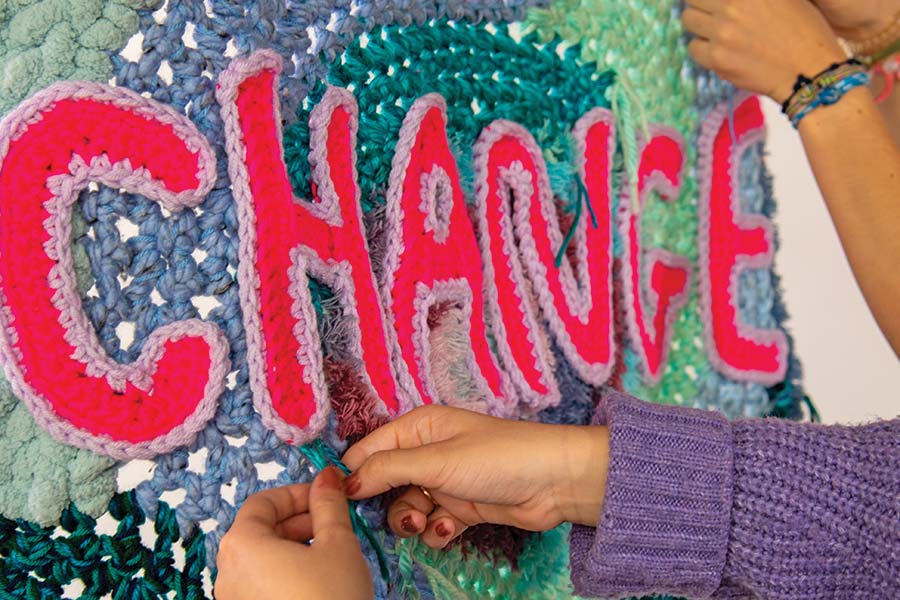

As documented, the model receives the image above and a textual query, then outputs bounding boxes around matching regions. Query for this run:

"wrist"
[772,45,849,104]
[555,425,609,527]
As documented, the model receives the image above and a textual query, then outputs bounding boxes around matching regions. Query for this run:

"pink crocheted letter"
[466,119,565,412]
[0,82,229,459]
[698,94,787,384]
[382,95,515,415]
[620,126,691,383]
[474,110,616,389]
[217,51,402,444]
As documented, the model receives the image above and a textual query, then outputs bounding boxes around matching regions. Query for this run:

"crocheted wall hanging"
[0,1,809,598]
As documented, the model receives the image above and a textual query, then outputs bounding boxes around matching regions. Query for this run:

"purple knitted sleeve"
[569,392,900,599]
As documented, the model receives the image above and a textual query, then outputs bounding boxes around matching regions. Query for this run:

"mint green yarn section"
[0,375,117,526]
[0,0,161,116]
[396,525,574,600]
[526,0,712,406]
[284,19,614,212]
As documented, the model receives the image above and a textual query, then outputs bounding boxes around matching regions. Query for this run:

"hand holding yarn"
[682,0,847,103]
[215,468,374,600]
[341,405,609,549]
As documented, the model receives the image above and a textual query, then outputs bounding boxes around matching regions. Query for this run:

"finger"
[232,483,311,533]
[682,7,716,40]
[387,487,436,537]
[688,38,714,70]
[274,513,314,542]
[309,467,357,546]
[343,443,452,500]
[421,507,468,550]
[342,405,455,470]
[684,0,716,13]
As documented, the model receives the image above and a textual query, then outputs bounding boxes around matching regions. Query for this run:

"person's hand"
[811,0,899,39]
[341,405,609,549]
[215,467,374,600]
[682,0,847,103]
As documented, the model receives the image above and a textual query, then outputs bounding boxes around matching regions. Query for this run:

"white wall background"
[761,98,900,424]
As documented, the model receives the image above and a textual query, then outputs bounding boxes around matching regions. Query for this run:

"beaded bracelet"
[780,59,870,128]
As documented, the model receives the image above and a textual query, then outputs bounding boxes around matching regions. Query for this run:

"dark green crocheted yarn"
[0,492,206,599]
[284,19,615,212]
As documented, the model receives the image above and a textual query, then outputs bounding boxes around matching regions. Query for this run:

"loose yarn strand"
[299,440,391,582]
[610,72,649,213]
[554,174,598,268]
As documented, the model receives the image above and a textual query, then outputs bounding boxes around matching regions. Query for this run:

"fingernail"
[342,473,361,496]
[435,521,451,538]
[317,466,341,491]
[400,515,418,534]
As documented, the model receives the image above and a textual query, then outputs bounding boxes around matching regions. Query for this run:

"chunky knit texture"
[570,392,900,599]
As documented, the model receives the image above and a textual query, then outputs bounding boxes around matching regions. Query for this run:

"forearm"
[569,393,900,599]
[720,412,900,598]
[797,86,900,355]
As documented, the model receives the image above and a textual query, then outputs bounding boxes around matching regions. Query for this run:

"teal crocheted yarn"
[0,491,206,599]
[284,19,614,211]
[394,524,575,600]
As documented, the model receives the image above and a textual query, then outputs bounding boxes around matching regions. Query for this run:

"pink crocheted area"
[697,94,788,385]
[619,126,692,383]
[0,81,229,460]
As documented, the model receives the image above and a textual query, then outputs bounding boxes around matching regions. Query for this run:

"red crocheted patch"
[473,109,616,390]
[697,94,787,384]
[620,127,691,382]
[218,52,400,445]
[0,83,228,459]
[1,47,786,454]
[381,94,514,415]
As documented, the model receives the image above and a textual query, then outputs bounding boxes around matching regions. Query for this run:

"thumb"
[310,467,356,546]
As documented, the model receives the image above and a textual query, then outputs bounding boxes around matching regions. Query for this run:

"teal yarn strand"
[581,174,599,228]
[555,174,597,268]
[767,381,820,423]
[299,440,391,583]
[299,438,352,475]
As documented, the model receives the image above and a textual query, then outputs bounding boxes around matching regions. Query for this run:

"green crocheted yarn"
[0,491,206,599]
[395,525,574,600]
[0,0,162,115]
[527,0,712,406]
[0,369,116,527]
[284,19,615,212]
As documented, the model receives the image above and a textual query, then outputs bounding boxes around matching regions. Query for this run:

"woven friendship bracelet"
[782,60,870,128]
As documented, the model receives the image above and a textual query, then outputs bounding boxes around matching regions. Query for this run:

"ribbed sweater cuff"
[569,392,734,599]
